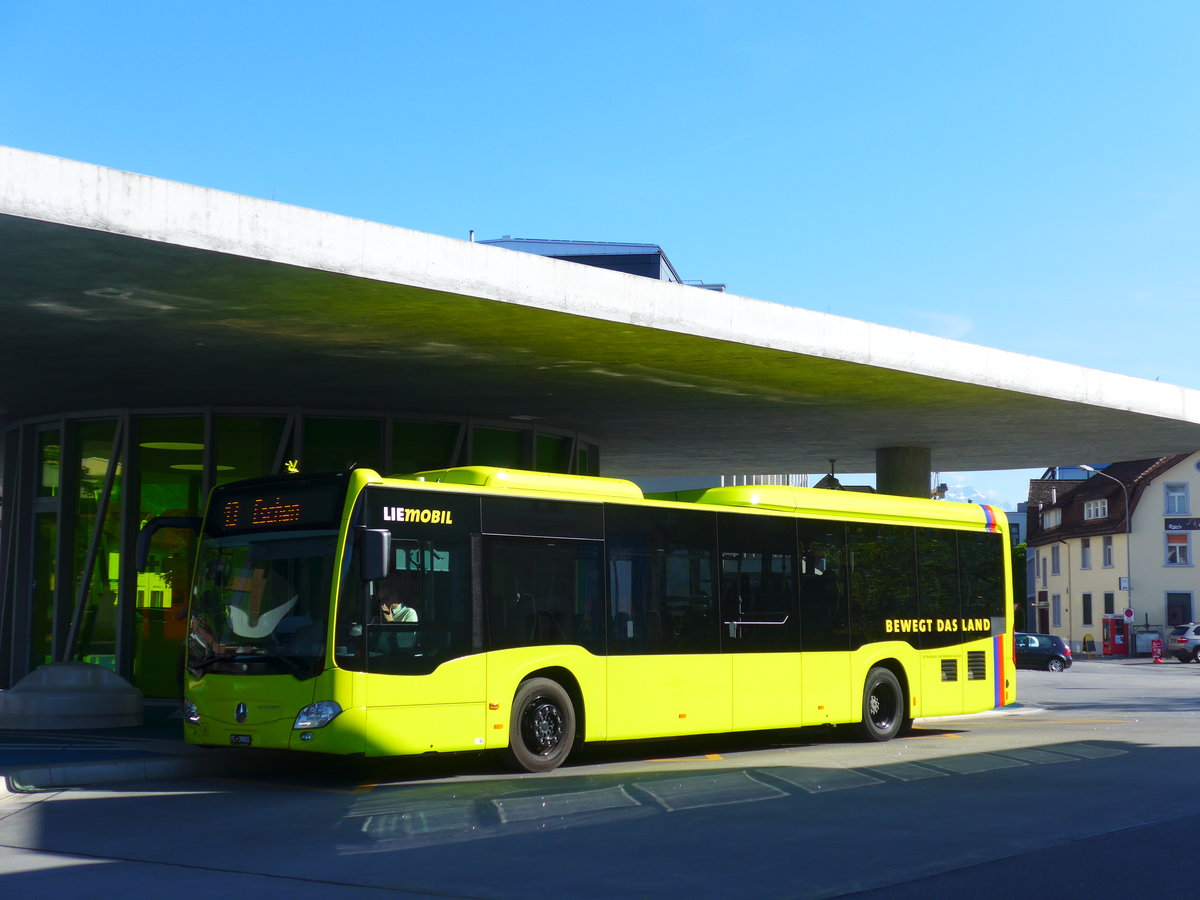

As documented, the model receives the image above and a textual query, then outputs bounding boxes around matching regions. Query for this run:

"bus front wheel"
[859,667,905,742]
[505,677,576,773]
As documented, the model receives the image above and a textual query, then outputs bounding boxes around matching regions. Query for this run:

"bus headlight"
[293,701,342,730]
[182,699,200,725]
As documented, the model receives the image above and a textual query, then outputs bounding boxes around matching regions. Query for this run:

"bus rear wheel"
[859,667,905,742]
[505,677,576,773]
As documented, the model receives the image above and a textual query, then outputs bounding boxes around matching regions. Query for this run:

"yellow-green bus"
[180,466,1015,772]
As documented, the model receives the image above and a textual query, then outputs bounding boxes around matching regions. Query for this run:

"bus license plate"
[229,734,252,746]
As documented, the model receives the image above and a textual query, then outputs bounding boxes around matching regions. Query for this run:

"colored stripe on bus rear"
[994,633,1006,707]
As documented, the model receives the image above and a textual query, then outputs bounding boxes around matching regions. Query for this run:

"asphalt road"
[3,658,1199,898]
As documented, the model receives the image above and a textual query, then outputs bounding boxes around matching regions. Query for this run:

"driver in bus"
[378,579,418,623]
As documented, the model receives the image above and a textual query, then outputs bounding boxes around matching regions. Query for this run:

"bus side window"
[605,504,718,656]
[960,531,1005,621]
[847,523,918,649]
[483,536,603,653]
[797,521,849,652]
[916,528,961,649]
[716,511,799,652]
[361,537,471,675]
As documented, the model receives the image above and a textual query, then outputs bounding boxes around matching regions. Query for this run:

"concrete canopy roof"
[3,145,1200,476]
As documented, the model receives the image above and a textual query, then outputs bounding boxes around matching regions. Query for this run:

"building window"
[1082,592,1093,626]
[1103,591,1115,615]
[1080,538,1091,569]
[1166,532,1191,566]
[1039,551,1047,587]
[1051,594,1062,628]
[1042,508,1062,528]
[1165,483,1190,516]
[1051,544,1061,575]
[1166,592,1193,627]
[1084,499,1109,520]
[1102,535,1114,568]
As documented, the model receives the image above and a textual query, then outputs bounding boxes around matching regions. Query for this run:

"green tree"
[1011,543,1027,631]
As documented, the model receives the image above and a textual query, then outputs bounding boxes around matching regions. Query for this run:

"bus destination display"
[221,496,303,529]
[209,479,347,534]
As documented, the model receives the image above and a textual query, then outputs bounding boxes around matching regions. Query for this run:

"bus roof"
[404,466,645,501]
[652,484,1005,530]
[379,466,1006,533]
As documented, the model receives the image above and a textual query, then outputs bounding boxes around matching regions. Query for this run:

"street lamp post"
[1079,464,1132,655]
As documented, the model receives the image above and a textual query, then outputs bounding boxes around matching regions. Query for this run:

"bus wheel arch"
[858,662,910,742]
[504,669,581,773]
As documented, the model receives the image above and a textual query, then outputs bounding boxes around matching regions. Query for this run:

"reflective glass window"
[338,489,480,675]
[472,427,524,468]
[960,532,1006,620]
[30,512,57,667]
[847,523,918,649]
[392,421,460,474]
[798,521,848,651]
[215,416,288,485]
[71,419,122,672]
[916,528,960,649]
[38,429,60,497]
[304,417,382,472]
[535,435,570,473]
[606,505,718,654]
[485,536,604,653]
[133,416,204,697]
[717,512,798,652]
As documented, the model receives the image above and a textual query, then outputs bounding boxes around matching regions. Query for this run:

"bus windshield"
[187,530,338,679]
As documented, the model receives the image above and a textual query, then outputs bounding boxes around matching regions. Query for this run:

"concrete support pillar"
[876,447,931,498]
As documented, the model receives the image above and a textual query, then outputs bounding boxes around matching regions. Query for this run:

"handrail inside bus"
[724,618,790,626]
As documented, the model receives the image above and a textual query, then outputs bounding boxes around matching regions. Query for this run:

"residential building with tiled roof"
[1026,453,1200,656]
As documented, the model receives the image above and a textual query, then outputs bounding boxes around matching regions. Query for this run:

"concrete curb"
[917,703,1046,725]
[3,756,223,794]
[1,703,1049,795]
[1,747,296,795]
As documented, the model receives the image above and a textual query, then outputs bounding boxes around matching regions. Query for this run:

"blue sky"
[4,1,1199,509]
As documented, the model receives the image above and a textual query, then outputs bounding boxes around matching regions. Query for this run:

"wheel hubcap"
[522,698,563,755]
[869,688,893,727]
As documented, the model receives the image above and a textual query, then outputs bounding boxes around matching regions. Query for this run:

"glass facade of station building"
[0,408,598,697]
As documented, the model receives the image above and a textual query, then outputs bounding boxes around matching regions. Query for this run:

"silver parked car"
[1165,623,1200,663]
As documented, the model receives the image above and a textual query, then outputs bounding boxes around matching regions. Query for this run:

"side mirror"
[360,528,391,581]
[136,516,202,571]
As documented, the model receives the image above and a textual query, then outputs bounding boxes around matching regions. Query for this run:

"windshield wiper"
[188,650,316,679]
[188,653,228,675]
